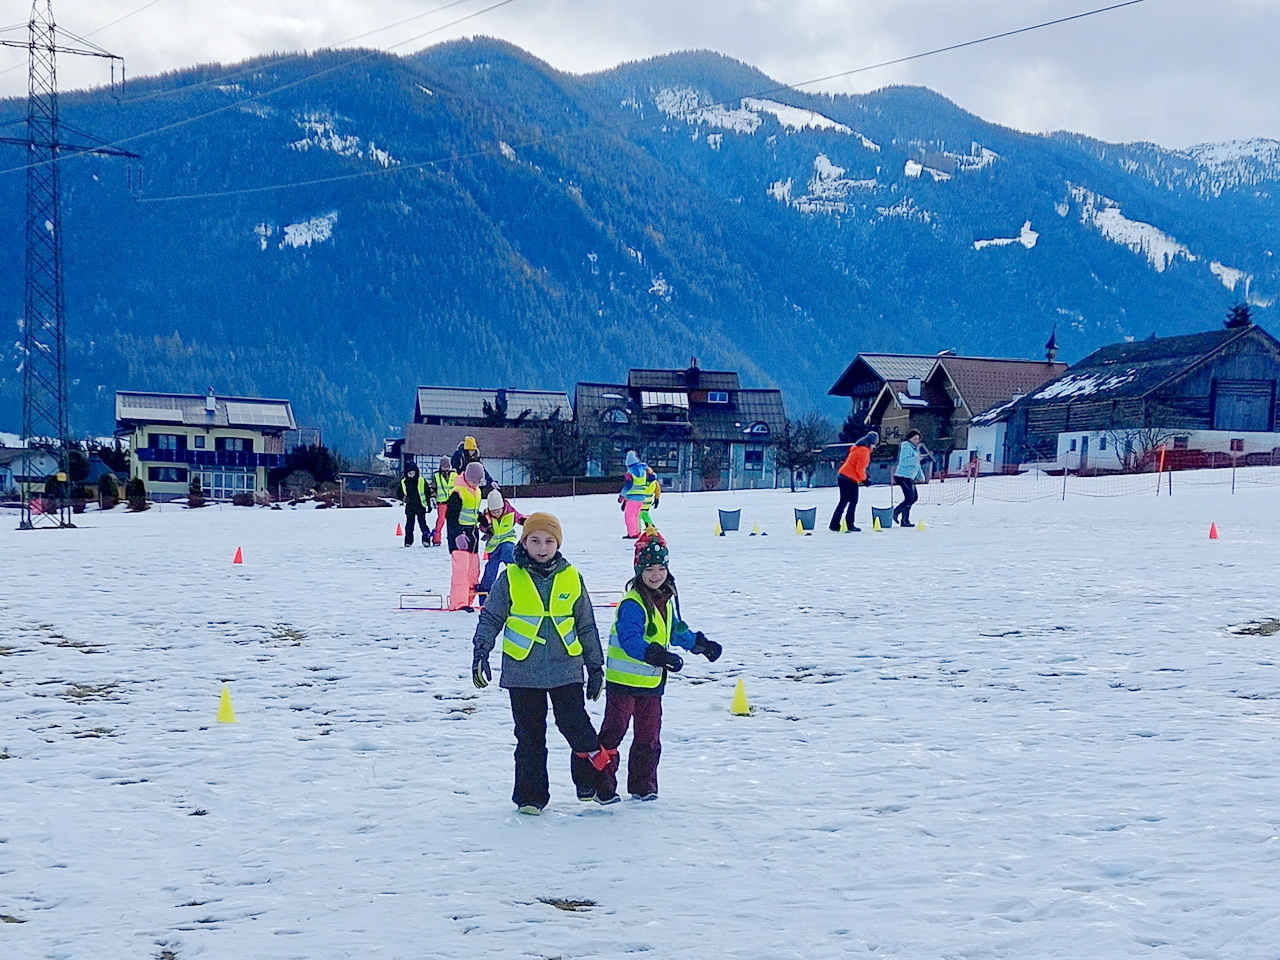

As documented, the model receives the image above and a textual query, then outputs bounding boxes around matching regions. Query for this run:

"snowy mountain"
[0,40,1276,454]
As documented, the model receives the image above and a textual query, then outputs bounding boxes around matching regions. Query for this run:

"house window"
[985,453,992,462]
[199,470,255,500]
[1098,436,1107,451]
[193,435,206,449]
[1230,438,1244,452]
[1069,439,1077,452]
[708,391,729,403]
[744,446,765,471]
[746,421,770,436]
[152,433,183,451]
[217,437,251,452]
[148,466,188,483]
[601,407,629,424]
[1173,436,1189,450]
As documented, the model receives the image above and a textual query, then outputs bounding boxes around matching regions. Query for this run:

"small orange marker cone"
[217,685,237,723]
[1209,523,1219,540]
[395,522,403,537]
[232,546,243,564]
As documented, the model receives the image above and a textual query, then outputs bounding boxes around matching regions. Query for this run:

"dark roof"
[628,367,740,391]
[829,354,938,396]
[1026,326,1273,405]
[689,389,787,440]
[936,358,1067,415]
[414,386,571,421]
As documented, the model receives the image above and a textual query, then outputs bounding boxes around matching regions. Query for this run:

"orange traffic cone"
[232,546,244,564]
[1208,523,1219,540]
[395,522,403,537]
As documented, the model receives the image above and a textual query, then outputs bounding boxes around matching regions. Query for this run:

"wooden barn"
[1005,322,1280,470]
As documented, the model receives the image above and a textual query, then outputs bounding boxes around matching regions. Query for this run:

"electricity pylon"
[0,1,137,529]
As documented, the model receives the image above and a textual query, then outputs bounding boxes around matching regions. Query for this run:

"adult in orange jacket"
[830,431,877,532]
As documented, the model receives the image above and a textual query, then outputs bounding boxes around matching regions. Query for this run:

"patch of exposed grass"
[1233,619,1280,637]
[269,624,307,644]
[60,682,120,701]
[538,897,596,912]
[2,914,26,923]
[73,727,116,739]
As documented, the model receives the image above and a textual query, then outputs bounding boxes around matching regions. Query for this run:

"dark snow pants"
[598,688,663,799]
[508,684,601,808]
[830,476,860,530]
[892,478,919,526]
[404,505,430,545]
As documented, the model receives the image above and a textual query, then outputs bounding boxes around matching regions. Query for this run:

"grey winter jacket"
[471,554,604,690]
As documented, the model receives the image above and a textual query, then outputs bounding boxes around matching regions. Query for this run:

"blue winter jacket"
[893,440,925,481]
[612,596,698,695]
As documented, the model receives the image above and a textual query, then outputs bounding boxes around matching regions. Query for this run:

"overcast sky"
[2,0,1277,149]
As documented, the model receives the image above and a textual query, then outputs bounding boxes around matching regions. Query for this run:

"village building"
[575,361,787,491]
[392,386,573,487]
[0,446,59,498]
[115,391,296,502]
[827,349,1065,474]
[1004,322,1280,470]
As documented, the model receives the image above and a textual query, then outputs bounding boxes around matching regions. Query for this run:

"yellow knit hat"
[521,512,562,546]
[463,436,478,451]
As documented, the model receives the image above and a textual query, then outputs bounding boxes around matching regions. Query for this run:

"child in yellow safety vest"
[470,512,612,813]
[445,461,485,611]
[598,527,722,802]
[477,489,526,607]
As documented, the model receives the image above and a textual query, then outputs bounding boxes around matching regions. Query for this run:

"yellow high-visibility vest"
[433,471,455,503]
[400,476,429,501]
[502,564,584,661]
[454,481,482,526]
[606,591,670,688]
[489,509,518,547]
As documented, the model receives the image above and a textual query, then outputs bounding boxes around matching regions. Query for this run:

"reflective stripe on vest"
[606,592,670,688]
[433,471,454,502]
[401,476,428,500]
[501,565,584,661]
[455,482,482,526]
[489,510,518,547]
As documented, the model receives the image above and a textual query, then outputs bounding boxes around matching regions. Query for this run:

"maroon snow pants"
[598,688,663,799]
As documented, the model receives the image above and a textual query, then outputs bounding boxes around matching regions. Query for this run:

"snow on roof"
[115,392,296,430]
[1032,370,1140,401]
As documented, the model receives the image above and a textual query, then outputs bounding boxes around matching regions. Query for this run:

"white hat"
[486,490,504,513]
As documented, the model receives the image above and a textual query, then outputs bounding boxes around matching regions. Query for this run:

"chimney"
[205,389,217,414]
[685,357,701,388]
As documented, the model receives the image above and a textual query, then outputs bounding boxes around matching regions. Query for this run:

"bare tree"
[1102,426,1180,472]
[775,412,835,492]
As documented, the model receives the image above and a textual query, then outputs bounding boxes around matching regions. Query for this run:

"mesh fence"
[898,464,1280,509]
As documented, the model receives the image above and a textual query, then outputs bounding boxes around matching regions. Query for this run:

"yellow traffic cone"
[715,521,723,536]
[916,520,925,531]
[839,517,847,532]
[795,519,803,535]
[217,685,237,723]
[751,522,760,536]
[873,516,882,531]
[730,678,751,716]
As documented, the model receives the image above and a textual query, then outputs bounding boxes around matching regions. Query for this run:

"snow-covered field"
[3,480,1279,960]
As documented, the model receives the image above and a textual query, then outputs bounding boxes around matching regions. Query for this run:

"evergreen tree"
[1225,302,1253,328]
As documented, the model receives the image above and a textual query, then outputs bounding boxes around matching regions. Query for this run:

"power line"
[113,0,488,108]
[133,0,1156,204]
[0,0,522,177]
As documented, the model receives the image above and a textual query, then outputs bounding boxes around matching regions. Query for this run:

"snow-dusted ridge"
[768,154,877,215]
[289,113,399,168]
[654,87,879,149]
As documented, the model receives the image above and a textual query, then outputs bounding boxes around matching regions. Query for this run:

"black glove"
[472,652,491,689]
[691,631,722,662]
[586,668,604,701]
[644,641,682,672]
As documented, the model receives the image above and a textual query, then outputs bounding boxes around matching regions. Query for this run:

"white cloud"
[1,1,1276,147]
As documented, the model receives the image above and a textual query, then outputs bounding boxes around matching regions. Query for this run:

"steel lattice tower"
[1,1,135,529]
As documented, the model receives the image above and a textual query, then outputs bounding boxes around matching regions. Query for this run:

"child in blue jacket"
[597,527,721,802]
